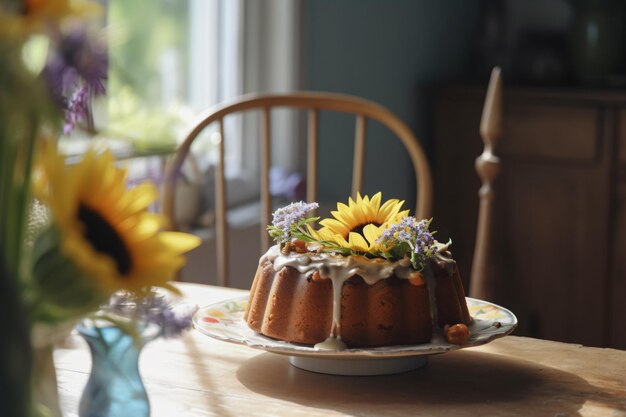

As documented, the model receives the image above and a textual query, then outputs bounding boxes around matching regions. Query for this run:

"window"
[106,0,245,175]
[96,0,303,285]
[60,1,303,223]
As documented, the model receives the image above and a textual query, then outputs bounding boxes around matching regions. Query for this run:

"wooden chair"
[469,67,503,302]
[163,92,433,287]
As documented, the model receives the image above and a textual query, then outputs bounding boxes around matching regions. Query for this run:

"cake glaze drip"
[423,240,457,325]
[262,244,458,350]
[314,336,348,350]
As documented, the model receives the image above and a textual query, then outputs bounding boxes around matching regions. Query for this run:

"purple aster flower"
[270,201,319,243]
[377,217,435,270]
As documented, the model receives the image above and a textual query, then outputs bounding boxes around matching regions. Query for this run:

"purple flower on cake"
[268,201,319,244]
[377,217,435,270]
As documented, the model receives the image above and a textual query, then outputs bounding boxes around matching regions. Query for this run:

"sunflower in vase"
[30,143,200,320]
[26,143,201,417]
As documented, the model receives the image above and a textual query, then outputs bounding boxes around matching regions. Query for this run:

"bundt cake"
[244,193,471,349]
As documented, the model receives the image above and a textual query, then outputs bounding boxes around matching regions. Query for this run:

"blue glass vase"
[77,321,158,417]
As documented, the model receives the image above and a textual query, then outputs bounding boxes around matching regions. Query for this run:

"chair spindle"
[469,67,503,301]
[261,107,272,253]
[352,114,367,198]
[215,118,229,287]
[307,109,319,204]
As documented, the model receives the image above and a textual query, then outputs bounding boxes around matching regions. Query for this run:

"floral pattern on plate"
[193,295,517,359]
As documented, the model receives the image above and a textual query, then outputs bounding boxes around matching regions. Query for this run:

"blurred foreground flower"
[42,26,108,133]
[0,2,199,415]
[29,145,201,323]
[26,144,200,417]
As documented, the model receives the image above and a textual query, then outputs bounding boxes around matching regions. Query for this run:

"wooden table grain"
[55,283,626,417]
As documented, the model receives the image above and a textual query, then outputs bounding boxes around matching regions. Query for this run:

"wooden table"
[55,283,626,417]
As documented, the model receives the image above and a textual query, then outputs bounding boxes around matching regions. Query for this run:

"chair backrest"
[163,91,432,287]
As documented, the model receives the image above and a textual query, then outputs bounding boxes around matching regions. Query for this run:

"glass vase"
[77,321,158,417]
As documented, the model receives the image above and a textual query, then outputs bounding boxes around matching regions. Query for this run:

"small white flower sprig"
[267,201,320,245]
[267,200,441,271]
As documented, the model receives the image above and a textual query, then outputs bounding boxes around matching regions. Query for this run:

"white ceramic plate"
[193,295,517,362]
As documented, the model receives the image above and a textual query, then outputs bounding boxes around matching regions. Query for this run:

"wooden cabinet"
[433,87,626,349]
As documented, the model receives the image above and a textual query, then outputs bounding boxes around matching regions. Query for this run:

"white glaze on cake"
[262,242,457,350]
[314,336,348,350]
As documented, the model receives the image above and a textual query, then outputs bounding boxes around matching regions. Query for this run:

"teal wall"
[304,1,480,210]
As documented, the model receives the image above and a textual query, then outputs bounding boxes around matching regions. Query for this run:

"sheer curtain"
[188,0,303,199]
[180,0,304,285]
[242,0,303,174]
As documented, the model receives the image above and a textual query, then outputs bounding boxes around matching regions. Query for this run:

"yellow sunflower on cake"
[310,192,409,253]
[30,144,200,322]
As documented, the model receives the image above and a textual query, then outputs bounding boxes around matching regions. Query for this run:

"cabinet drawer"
[501,104,599,161]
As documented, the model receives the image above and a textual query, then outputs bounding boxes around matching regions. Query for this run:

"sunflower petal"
[396,209,410,220]
[123,214,162,240]
[331,209,352,226]
[362,223,382,247]
[370,192,382,213]
[331,234,351,248]
[389,200,406,217]
[319,218,350,236]
[117,183,158,214]
[306,225,334,241]
[305,224,320,239]
[348,232,369,251]
[377,199,405,223]
[350,196,367,224]
[315,226,337,241]
[158,232,202,253]
[359,193,374,218]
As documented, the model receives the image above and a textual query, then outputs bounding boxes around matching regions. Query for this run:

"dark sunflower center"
[350,222,381,238]
[78,204,132,276]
